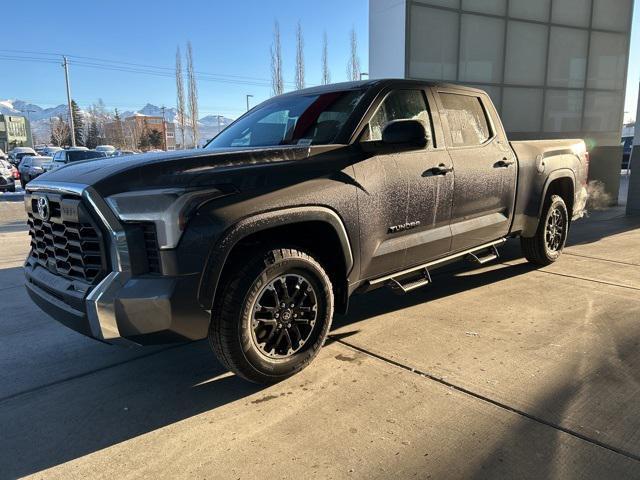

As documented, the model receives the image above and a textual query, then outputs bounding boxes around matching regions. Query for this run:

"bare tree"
[347,28,361,81]
[295,21,305,90]
[49,116,69,147]
[186,41,199,148]
[321,31,330,85]
[270,21,284,96]
[175,46,187,149]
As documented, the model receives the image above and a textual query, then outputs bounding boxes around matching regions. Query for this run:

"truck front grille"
[27,195,107,283]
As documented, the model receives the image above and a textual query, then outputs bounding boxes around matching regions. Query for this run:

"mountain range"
[0,99,235,143]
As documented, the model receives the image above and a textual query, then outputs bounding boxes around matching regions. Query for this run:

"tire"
[521,194,569,266]
[209,247,334,384]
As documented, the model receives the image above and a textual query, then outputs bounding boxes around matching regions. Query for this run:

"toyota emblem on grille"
[37,196,50,221]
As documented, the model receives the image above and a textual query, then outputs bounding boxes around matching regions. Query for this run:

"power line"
[0,49,297,86]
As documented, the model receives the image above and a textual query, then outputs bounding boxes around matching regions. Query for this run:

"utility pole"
[161,105,167,151]
[62,56,76,147]
[246,94,254,112]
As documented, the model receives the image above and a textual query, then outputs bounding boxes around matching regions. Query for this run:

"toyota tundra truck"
[24,80,589,383]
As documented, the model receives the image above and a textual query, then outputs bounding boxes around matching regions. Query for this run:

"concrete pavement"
[1,206,640,479]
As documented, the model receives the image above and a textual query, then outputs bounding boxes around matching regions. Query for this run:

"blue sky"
[0,0,368,118]
[0,0,638,121]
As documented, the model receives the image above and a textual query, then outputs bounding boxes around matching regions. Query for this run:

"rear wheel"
[209,247,334,384]
[521,194,569,266]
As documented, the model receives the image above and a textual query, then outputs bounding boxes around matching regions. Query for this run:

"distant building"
[104,114,175,151]
[0,114,33,152]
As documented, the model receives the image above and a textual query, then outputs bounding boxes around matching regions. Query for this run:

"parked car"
[0,159,16,192]
[18,156,51,187]
[8,147,37,167]
[95,145,117,155]
[622,135,633,170]
[114,150,137,157]
[24,80,589,384]
[46,149,108,172]
[42,146,63,157]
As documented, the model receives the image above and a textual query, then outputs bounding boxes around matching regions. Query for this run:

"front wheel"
[209,248,334,384]
[521,194,569,266]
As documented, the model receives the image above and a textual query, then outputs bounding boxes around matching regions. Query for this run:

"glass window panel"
[462,0,506,15]
[547,27,588,88]
[509,0,550,21]
[544,90,584,132]
[409,6,458,81]
[501,88,543,132]
[587,32,627,90]
[459,14,505,83]
[365,90,430,141]
[471,85,501,108]
[504,22,548,86]
[414,0,460,7]
[440,93,491,146]
[583,91,624,132]
[592,0,632,31]
[552,0,592,27]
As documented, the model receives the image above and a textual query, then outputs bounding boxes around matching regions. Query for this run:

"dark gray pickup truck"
[24,80,589,383]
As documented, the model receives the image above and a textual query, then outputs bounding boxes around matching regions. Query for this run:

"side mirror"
[381,119,428,149]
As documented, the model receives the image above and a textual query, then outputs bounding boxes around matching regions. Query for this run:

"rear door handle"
[495,158,515,168]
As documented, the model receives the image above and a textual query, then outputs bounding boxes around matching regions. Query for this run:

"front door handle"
[495,158,515,168]
[425,163,453,176]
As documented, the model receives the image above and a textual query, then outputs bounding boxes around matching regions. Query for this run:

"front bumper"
[24,262,209,345]
[23,180,209,346]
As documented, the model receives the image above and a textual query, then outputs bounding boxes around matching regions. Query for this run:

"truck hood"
[31,145,343,196]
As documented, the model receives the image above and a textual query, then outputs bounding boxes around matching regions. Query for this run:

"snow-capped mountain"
[0,99,235,143]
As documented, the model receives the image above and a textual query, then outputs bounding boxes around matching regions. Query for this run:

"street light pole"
[246,94,254,112]
[62,56,76,147]
[161,105,167,151]
[23,109,36,146]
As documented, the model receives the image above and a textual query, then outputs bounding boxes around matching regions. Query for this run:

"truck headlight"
[106,187,230,249]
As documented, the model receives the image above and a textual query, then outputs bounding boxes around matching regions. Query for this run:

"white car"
[95,145,117,155]
[42,146,63,157]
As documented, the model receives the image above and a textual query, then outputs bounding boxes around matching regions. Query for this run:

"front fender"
[197,206,354,310]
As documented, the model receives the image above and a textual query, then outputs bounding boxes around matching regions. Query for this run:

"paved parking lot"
[1,197,640,479]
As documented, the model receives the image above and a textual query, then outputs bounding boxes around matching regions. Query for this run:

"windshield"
[206,89,365,149]
[16,152,36,160]
[67,151,107,162]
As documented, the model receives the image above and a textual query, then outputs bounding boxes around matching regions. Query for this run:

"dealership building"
[370,0,635,205]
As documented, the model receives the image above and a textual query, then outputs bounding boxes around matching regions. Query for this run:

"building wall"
[370,0,634,202]
[104,115,175,151]
[0,115,33,151]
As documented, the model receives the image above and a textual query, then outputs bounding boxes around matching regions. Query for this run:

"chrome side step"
[388,267,432,294]
[466,245,500,265]
[369,238,506,293]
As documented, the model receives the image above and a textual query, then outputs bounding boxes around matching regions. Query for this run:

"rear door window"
[439,93,491,147]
